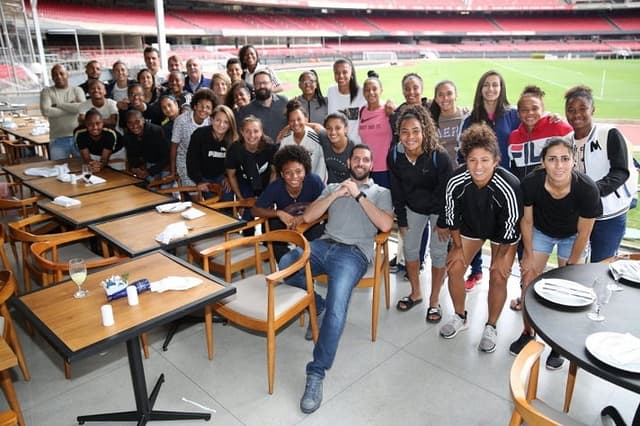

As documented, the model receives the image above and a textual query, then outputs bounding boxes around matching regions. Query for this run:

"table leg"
[76,337,211,425]
[0,369,25,426]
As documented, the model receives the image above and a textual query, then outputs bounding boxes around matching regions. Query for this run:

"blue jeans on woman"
[590,213,627,262]
[279,239,368,379]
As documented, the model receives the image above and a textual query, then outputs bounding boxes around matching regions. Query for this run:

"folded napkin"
[52,196,81,207]
[181,207,205,220]
[609,260,640,283]
[150,276,203,293]
[87,175,106,184]
[56,173,73,183]
[24,167,58,177]
[156,201,192,213]
[31,126,48,136]
[155,221,189,244]
[608,333,640,366]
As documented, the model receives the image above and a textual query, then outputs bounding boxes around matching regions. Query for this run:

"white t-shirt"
[280,126,327,183]
[78,98,118,120]
[326,85,366,144]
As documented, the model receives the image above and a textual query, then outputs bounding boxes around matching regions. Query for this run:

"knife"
[539,286,594,300]
[542,282,594,295]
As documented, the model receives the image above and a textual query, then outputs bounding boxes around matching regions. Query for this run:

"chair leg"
[267,327,276,395]
[508,410,522,426]
[371,280,380,342]
[204,306,213,360]
[563,361,578,412]
[64,361,71,379]
[6,325,29,381]
[140,333,150,359]
[0,370,24,426]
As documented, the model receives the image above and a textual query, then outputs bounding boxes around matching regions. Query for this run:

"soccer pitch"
[279,58,640,120]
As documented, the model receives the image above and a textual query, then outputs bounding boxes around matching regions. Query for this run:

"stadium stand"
[493,15,617,32]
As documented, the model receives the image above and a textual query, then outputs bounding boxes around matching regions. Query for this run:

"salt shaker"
[126,285,139,306]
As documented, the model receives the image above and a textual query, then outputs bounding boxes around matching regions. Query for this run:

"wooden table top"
[22,167,143,199]
[38,185,172,227]
[11,251,234,361]
[3,158,84,181]
[0,117,50,145]
[0,338,17,371]
[90,205,242,257]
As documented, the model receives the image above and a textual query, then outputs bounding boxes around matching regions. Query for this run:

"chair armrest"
[375,230,390,245]
[295,212,328,234]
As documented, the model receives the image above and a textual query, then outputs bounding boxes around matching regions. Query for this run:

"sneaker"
[546,350,565,370]
[389,256,406,274]
[478,324,498,353]
[465,273,483,292]
[305,309,324,341]
[300,374,323,414]
[439,311,468,339]
[509,332,534,356]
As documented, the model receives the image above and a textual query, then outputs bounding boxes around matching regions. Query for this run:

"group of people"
[39,49,635,415]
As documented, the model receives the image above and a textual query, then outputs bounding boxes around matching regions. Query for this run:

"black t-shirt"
[225,141,277,194]
[122,122,170,175]
[187,126,229,184]
[522,168,602,239]
[74,128,122,156]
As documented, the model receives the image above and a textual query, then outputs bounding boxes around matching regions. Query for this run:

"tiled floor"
[1,246,637,425]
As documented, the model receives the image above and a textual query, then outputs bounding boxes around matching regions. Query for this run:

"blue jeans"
[469,250,483,275]
[279,239,368,379]
[50,136,79,160]
[532,227,587,260]
[590,213,626,262]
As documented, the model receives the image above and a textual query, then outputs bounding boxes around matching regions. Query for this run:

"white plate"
[585,332,640,374]
[533,278,595,307]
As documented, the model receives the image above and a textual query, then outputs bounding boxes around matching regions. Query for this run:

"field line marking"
[492,62,568,89]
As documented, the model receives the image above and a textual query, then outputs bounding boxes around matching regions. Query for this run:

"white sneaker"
[478,324,497,353]
[439,311,468,339]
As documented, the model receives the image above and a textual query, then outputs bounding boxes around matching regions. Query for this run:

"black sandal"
[396,296,423,312]
[426,306,442,323]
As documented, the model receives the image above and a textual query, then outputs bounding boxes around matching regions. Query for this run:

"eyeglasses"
[300,80,317,85]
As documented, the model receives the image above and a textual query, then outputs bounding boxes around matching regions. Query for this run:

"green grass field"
[278,58,640,120]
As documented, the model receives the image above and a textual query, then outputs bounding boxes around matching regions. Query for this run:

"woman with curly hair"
[170,88,216,185]
[388,104,453,319]
[437,123,523,354]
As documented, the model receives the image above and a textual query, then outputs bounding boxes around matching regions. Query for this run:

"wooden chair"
[1,139,43,166]
[0,193,40,262]
[145,174,179,192]
[9,214,87,294]
[297,214,391,342]
[188,198,270,282]
[207,230,318,394]
[0,226,11,273]
[509,340,585,426]
[0,411,16,426]
[29,230,152,378]
[0,271,29,382]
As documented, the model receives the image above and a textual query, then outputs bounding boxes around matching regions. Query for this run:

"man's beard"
[349,166,369,181]
[255,88,271,101]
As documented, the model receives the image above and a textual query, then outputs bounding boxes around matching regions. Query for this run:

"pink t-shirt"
[358,106,392,172]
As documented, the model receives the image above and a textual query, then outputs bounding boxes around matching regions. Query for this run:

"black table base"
[162,313,226,352]
[77,338,211,425]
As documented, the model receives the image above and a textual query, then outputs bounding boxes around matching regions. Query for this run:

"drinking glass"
[69,258,88,298]
[587,277,612,321]
[82,164,92,184]
[608,281,624,293]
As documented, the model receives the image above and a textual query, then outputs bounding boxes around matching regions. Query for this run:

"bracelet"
[355,191,366,203]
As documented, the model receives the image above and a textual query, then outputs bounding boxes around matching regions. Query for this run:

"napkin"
[24,167,59,177]
[156,201,192,213]
[155,221,189,244]
[52,196,81,207]
[56,173,71,183]
[608,333,640,366]
[87,175,106,184]
[150,276,203,293]
[31,126,48,136]
[609,260,640,283]
[181,207,205,220]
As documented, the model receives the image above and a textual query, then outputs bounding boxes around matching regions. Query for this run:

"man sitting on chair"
[278,143,393,414]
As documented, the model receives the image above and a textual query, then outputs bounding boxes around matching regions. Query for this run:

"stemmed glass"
[69,258,88,298]
[587,277,612,321]
[82,164,92,184]
[608,280,624,293]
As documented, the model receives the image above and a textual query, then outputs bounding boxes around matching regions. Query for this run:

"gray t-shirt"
[320,179,392,262]
[235,94,288,142]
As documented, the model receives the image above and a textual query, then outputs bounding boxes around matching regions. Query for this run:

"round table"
[524,263,639,425]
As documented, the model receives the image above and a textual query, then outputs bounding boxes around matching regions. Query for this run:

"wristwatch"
[355,191,367,203]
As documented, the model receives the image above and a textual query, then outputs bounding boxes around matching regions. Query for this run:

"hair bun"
[367,70,379,78]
